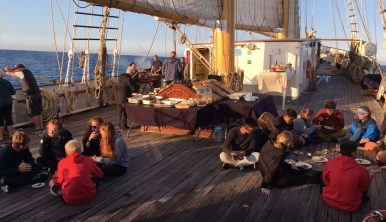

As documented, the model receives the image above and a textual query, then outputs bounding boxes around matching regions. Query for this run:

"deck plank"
[0,74,385,221]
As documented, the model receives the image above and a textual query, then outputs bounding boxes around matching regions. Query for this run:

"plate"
[355,158,371,165]
[284,159,296,164]
[312,156,328,163]
[31,182,46,189]
[295,162,312,169]
[323,125,334,130]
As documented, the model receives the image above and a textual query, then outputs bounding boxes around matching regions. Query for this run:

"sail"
[235,0,299,38]
[235,0,283,33]
[81,0,299,38]
[80,0,222,26]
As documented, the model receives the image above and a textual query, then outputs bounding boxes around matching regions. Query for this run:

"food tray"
[153,103,174,108]
[128,97,142,104]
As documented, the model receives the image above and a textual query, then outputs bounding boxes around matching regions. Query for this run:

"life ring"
[306,60,312,78]
[247,43,256,51]
[362,210,386,222]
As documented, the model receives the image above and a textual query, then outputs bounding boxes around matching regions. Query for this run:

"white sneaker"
[1,185,10,193]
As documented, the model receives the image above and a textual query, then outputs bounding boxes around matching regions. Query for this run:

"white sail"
[235,0,283,32]
[80,0,222,25]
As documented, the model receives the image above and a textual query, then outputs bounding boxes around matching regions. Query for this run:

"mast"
[214,0,235,76]
[94,6,110,107]
[280,0,290,39]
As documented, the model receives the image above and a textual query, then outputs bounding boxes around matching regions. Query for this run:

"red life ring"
[306,60,312,78]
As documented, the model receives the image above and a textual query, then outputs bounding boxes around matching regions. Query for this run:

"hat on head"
[355,108,368,115]
[13,64,25,70]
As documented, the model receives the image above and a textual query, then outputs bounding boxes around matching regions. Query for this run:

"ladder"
[64,3,121,86]
[344,0,360,40]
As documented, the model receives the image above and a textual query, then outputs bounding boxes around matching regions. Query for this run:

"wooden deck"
[1,74,386,222]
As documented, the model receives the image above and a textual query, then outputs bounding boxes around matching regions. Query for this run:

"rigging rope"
[139,22,161,69]
[49,0,62,85]
[72,0,90,8]
[354,0,372,42]
[117,13,124,74]
[334,0,350,48]
[330,0,339,49]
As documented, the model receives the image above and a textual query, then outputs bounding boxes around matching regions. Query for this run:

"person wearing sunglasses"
[81,117,104,157]
[36,119,73,172]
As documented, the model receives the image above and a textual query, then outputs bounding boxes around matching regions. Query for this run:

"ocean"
[0,49,165,89]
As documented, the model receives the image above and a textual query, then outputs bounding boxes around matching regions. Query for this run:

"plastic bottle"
[239,164,244,172]
[214,125,223,142]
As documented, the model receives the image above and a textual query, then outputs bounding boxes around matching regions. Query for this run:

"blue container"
[214,125,224,142]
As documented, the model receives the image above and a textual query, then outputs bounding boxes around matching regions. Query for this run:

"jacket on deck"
[350,117,380,142]
[116,73,140,105]
[312,109,344,132]
[0,145,37,177]
[322,156,370,212]
[162,57,182,81]
[39,128,73,160]
[52,152,104,205]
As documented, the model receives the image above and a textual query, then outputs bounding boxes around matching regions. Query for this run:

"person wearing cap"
[322,141,370,212]
[349,106,380,144]
[116,67,140,129]
[312,100,345,141]
[162,51,182,84]
[5,64,43,131]
[0,69,15,141]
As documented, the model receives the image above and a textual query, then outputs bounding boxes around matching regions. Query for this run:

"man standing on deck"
[5,64,43,131]
[162,51,182,84]
[116,67,140,129]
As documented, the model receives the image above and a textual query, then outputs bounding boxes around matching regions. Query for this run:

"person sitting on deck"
[358,136,386,166]
[322,141,370,212]
[36,119,73,171]
[220,117,260,169]
[254,112,279,152]
[312,100,345,142]
[0,131,48,193]
[274,108,306,147]
[117,67,140,130]
[82,117,103,157]
[49,140,104,205]
[293,108,321,145]
[259,131,322,195]
[92,122,129,177]
[346,106,380,145]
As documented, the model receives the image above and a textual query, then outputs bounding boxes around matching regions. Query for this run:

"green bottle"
[240,164,244,172]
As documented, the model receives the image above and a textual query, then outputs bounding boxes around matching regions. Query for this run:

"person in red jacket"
[49,140,103,205]
[312,100,345,141]
[322,140,370,212]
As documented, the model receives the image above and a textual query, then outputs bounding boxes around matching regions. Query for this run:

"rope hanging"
[139,22,161,69]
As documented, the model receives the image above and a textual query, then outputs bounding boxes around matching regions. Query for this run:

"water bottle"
[239,164,245,172]
[214,125,223,142]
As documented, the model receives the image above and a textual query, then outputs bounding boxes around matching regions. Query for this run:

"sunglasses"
[91,125,98,129]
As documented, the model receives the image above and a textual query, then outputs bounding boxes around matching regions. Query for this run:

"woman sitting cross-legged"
[293,108,321,145]
[219,117,260,169]
[347,106,380,145]
[50,140,104,205]
[92,122,129,177]
[259,130,322,195]
[0,131,48,193]
[81,116,103,157]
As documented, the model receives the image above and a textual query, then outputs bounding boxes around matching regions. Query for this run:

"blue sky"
[1,0,385,62]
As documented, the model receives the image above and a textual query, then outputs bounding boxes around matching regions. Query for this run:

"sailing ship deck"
[0,74,386,222]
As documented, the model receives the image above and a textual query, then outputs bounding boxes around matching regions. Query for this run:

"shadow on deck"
[0,74,385,222]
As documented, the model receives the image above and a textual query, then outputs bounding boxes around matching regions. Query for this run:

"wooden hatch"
[156,83,197,99]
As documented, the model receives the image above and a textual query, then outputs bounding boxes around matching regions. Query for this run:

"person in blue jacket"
[349,106,380,145]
